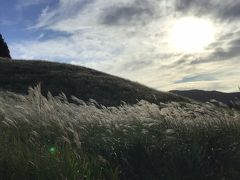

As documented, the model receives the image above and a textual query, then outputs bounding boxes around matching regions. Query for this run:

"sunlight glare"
[169,17,215,53]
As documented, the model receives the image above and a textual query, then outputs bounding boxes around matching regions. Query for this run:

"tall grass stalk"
[0,85,240,179]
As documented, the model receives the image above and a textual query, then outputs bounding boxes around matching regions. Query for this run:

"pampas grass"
[0,85,240,179]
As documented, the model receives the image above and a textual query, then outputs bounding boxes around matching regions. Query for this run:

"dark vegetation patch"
[0,59,187,106]
[0,34,11,59]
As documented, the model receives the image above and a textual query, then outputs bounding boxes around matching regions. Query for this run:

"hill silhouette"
[0,58,188,106]
[170,90,240,106]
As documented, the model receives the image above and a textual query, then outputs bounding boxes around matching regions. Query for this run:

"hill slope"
[170,90,240,106]
[0,58,187,106]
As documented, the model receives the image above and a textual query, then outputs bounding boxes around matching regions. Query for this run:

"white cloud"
[11,0,240,92]
[16,0,50,10]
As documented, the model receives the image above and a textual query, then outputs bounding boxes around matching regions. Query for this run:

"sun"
[169,17,215,53]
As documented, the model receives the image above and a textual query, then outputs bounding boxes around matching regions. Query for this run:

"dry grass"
[0,85,240,179]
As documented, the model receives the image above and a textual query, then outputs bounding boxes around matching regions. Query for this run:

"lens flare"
[49,147,56,154]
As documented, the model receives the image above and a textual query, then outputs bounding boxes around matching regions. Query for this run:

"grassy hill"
[0,58,187,106]
[170,90,240,106]
[0,58,240,179]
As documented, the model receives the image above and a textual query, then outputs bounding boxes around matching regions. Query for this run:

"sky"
[0,0,240,92]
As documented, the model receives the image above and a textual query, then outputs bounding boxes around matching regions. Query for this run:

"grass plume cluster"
[0,85,240,179]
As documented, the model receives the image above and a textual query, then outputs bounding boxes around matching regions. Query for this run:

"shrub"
[0,34,11,59]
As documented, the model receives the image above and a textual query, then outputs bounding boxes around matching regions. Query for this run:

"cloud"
[175,0,212,15]
[10,0,240,92]
[33,0,95,30]
[34,0,168,32]
[175,74,217,84]
[16,0,51,10]
[217,1,240,20]
[189,36,240,65]
[100,0,158,26]
[0,19,17,26]
[175,0,240,21]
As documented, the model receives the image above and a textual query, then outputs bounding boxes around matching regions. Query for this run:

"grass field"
[0,85,240,180]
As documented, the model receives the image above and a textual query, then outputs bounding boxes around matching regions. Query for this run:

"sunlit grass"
[0,85,239,179]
